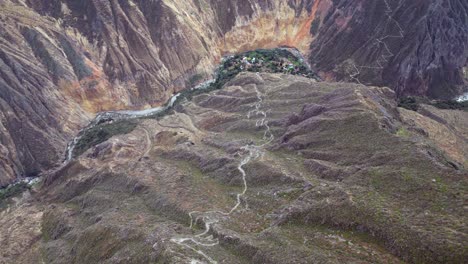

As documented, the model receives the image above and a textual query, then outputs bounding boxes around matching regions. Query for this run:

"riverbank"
[0,48,318,201]
[65,48,319,161]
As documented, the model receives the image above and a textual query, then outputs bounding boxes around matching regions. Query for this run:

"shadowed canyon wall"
[309,0,468,99]
[0,0,466,185]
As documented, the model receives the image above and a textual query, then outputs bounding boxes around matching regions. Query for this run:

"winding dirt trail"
[348,0,405,84]
[170,73,273,264]
[141,127,152,158]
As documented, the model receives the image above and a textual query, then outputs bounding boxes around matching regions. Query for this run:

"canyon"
[0,0,467,185]
[0,0,467,263]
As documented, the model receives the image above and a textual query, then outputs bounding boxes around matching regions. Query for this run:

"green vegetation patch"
[0,182,30,201]
[397,97,419,111]
[398,96,468,111]
[73,119,138,158]
[0,182,31,210]
[395,127,410,137]
[431,99,468,110]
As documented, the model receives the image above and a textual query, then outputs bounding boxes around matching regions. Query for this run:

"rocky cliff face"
[309,0,468,99]
[0,0,466,184]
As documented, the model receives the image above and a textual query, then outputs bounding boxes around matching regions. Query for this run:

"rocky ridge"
[1,72,466,263]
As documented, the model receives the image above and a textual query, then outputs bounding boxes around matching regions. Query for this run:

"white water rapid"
[456,92,468,102]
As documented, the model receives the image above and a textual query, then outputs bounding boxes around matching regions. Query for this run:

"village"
[220,49,319,80]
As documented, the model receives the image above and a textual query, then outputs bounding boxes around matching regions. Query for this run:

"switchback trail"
[170,73,274,264]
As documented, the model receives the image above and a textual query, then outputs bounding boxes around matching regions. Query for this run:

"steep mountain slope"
[310,0,468,98]
[0,0,467,188]
[1,72,466,263]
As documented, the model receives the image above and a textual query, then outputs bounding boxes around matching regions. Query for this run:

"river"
[64,79,215,162]
[456,92,468,102]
